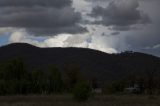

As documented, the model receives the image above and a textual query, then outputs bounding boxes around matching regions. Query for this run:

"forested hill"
[0,43,160,82]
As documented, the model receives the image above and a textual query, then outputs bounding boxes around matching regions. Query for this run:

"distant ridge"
[1,43,39,49]
[0,43,160,82]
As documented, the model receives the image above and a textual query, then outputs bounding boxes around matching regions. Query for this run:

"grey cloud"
[125,23,160,57]
[85,0,110,2]
[0,0,86,35]
[89,0,150,31]
[86,0,158,2]
[0,0,71,8]
[27,26,87,36]
[111,31,120,35]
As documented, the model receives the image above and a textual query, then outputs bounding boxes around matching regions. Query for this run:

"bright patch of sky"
[0,34,10,46]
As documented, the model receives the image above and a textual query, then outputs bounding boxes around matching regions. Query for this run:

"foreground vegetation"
[0,58,93,101]
[0,95,160,106]
[0,57,160,103]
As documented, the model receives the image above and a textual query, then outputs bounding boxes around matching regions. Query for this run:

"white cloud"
[9,29,45,47]
[9,29,119,54]
[0,27,15,35]
[9,29,27,42]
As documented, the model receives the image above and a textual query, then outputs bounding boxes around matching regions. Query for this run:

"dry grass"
[0,95,159,106]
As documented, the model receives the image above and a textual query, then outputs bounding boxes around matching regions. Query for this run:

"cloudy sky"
[0,0,160,56]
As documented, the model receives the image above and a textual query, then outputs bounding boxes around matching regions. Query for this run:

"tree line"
[0,58,90,95]
[0,57,159,101]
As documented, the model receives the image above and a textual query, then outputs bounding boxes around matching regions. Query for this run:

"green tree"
[64,64,84,91]
[0,80,6,95]
[103,81,124,95]
[0,58,28,95]
[73,81,92,102]
[48,65,63,93]
[31,69,46,94]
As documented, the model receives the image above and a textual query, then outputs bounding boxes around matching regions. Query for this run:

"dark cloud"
[89,0,150,31]
[85,0,109,2]
[111,31,120,35]
[125,23,160,57]
[27,26,87,36]
[85,0,158,3]
[0,0,72,8]
[0,0,86,35]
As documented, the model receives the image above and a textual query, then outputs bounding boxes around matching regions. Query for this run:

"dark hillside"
[0,43,160,82]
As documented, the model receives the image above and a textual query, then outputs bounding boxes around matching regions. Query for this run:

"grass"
[0,95,160,106]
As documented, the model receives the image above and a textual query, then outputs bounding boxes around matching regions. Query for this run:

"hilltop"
[0,43,159,82]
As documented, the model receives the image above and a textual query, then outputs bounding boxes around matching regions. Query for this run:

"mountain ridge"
[0,43,160,82]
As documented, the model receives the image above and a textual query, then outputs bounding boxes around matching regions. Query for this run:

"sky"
[0,0,160,57]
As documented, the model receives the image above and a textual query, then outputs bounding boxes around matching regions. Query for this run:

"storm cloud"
[89,0,150,31]
[0,0,86,35]
[0,0,160,57]
[0,0,72,8]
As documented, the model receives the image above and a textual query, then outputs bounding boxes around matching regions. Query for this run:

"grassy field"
[0,95,159,106]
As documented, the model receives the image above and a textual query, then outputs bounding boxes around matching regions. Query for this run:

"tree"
[145,61,158,95]
[0,58,29,95]
[73,81,91,102]
[0,80,6,95]
[31,69,46,94]
[103,81,124,95]
[48,65,63,93]
[64,64,84,91]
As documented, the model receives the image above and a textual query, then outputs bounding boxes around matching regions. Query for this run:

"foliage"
[64,64,85,92]
[0,58,65,95]
[48,65,63,93]
[0,58,29,95]
[73,81,92,101]
[0,56,159,96]
[103,81,124,95]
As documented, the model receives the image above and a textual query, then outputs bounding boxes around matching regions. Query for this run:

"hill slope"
[0,43,160,82]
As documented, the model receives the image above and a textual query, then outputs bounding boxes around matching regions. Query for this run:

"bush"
[103,84,117,94]
[73,81,91,102]
[103,82,124,95]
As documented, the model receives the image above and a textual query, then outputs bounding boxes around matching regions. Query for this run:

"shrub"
[73,81,91,102]
[103,82,124,95]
